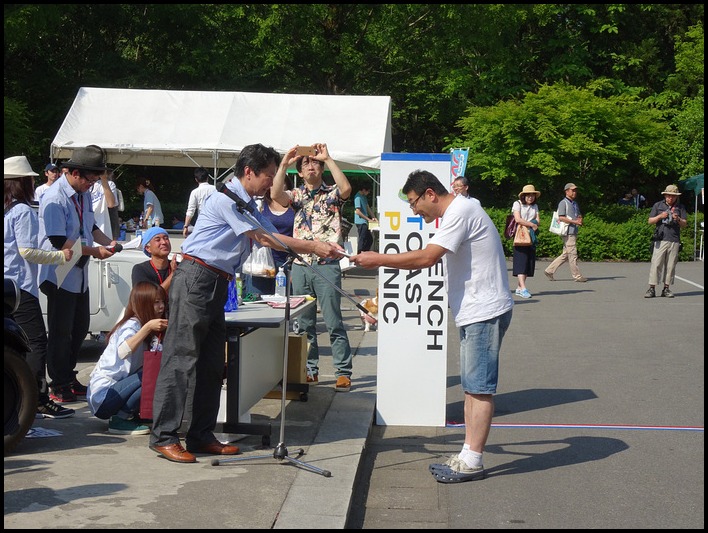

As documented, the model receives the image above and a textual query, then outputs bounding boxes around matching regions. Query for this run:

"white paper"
[26,427,63,438]
[54,239,83,288]
[339,241,354,269]
[120,235,143,250]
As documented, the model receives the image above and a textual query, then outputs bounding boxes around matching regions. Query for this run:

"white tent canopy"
[51,87,393,173]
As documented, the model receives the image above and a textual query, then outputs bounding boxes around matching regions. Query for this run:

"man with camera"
[644,184,687,298]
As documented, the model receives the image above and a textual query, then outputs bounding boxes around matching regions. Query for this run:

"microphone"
[105,243,123,253]
[217,182,255,214]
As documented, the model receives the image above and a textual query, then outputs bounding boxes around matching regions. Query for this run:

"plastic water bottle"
[275,267,287,297]
[235,273,243,305]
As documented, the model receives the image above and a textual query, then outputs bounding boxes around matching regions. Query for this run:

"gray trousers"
[149,260,228,448]
[291,262,352,378]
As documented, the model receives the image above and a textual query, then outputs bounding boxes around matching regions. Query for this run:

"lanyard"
[71,195,84,236]
[149,260,171,284]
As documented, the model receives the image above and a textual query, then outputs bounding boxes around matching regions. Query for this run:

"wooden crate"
[263,333,308,400]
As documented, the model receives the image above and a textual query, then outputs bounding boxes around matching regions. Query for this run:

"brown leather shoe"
[150,443,197,463]
[187,441,240,455]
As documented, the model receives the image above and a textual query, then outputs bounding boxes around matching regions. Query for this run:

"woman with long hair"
[87,281,168,435]
[4,156,74,419]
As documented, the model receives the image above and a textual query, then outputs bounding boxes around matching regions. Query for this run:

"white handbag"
[549,211,569,236]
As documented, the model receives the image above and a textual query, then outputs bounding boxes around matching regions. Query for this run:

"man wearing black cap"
[34,163,61,203]
[38,145,119,403]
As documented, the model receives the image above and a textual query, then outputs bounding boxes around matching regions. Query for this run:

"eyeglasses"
[81,175,100,184]
[408,194,423,210]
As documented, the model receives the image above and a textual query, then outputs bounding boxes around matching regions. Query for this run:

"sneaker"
[429,455,485,483]
[37,399,75,419]
[335,376,351,392]
[516,288,531,299]
[306,370,318,384]
[661,287,674,298]
[431,464,485,483]
[544,270,555,281]
[644,287,656,298]
[49,386,77,403]
[71,378,88,397]
[429,454,462,473]
[514,288,522,296]
[108,416,150,435]
[574,276,588,282]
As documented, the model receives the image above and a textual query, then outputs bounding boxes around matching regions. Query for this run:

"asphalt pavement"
[4,267,379,529]
[4,261,704,529]
[347,260,704,529]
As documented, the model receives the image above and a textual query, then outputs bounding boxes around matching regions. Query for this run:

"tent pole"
[694,195,698,261]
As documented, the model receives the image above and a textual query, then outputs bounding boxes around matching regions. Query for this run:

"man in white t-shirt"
[34,163,61,203]
[90,171,118,239]
[352,169,513,484]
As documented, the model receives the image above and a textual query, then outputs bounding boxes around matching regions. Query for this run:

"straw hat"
[661,184,681,196]
[518,184,541,199]
[4,156,39,179]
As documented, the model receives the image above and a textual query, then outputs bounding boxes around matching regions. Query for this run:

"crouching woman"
[87,281,168,435]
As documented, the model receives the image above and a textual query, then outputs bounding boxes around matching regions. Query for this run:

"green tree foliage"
[666,23,704,177]
[3,97,35,157]
[4,4,704,212]
[451,81,679,210]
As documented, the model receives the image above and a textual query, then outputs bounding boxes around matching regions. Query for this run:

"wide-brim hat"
[661,184,681,196]
[4,156,39,179]
[141,227,169,257]
[518,184,541,199]
[63,145,109,172]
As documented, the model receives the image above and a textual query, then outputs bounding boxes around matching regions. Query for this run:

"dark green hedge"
[489,206,703,262]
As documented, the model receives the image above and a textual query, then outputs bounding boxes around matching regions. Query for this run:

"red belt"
[182,254,233,281]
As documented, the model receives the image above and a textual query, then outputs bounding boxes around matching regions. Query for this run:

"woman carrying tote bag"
[511,185,541,299]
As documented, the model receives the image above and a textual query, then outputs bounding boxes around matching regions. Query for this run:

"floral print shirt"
[288,182,345,265]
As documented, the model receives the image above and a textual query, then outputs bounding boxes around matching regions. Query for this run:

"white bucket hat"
[4,156,39,179]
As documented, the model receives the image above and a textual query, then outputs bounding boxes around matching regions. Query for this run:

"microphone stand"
[211,193,373,477]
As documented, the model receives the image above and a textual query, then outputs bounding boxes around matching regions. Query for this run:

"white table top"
[224,298,314,329]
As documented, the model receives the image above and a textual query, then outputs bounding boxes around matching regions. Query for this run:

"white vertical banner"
[450,148,469,182]
[376,153,450,426]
